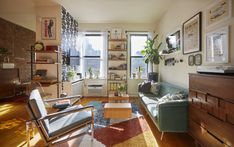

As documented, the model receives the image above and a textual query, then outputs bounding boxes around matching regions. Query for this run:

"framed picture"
[206,26,229,64]
[183,12,202,54]
[41,17,56,40]
[195,54,202,66]
[188,55,195,66]
[206,0,232,27]
[166,29,181,53]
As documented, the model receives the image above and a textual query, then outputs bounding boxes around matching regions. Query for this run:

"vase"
[136,72,141,79]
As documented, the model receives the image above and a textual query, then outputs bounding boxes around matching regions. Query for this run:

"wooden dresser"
[189,73,234,147]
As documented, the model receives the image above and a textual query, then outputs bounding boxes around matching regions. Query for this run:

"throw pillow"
[140,81,151,93]
[156,93,171,108]
[150,82,160,95]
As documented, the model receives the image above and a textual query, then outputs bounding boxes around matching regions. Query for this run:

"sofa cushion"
[139,81,151,93]
[146,104,158,119]
[150,82,160,95]
[142,96,158,105]
[158,83,188,98]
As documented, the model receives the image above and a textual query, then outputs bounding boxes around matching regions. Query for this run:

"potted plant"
[117,84,127,96]
[88,67,93,79]
[141,34,162,82]
[136,66,143,79]
[67,69,76,81]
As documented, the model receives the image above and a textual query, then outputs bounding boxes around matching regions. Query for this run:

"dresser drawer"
[189,74,234,101]
[189,120,227,147]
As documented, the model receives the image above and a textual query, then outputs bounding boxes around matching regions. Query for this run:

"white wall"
[35,5,62,98]
[157,0,234,88]
[0,0,36,31]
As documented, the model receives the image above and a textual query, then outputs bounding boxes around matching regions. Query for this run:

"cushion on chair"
[48,105,92,137]
[28,89,50,131]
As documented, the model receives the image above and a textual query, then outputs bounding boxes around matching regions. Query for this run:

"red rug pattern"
[94,116,150,147]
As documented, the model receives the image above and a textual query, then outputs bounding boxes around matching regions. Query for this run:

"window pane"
[130,35,147,56]
[83,59,100,75]
[131,58,147,78]
[83,36,103,56]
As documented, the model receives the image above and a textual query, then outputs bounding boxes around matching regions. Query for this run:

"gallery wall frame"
[41,17,56,40]
[182,12,202,55]
[165,28,182,53]
[188,55,195,66]
[206,0,232,27]
[205,26,229,64]
[194,54,202,66]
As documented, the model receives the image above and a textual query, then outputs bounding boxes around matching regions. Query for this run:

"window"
[80,34,106,77]
[130,34,148,78]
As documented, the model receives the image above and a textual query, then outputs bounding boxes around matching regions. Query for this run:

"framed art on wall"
[41,17,56,40]
[188,55,195,66]
[183,12,202,54]
[206,0,232,27]
[194,54,202,66]
[166,29,181,53]
[206,26,229,64]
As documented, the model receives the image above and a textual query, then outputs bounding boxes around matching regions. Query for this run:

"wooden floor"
[0,96,195,147]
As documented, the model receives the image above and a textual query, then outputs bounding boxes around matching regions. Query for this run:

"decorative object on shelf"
[206,0,232,27]
[188,55,195,66]
[165,58,175,66]
[136,66,143,79]
[34,42,44,51]
[41,17,56,40]
[206,26,229,64]
[132,73,136,79]
[117,84,127,96]
[45,45,58,51]
[183,12,202,54]
[67,69,76,81]
[111,28,122,39]
[0,47,8,54]
[165,29,181,53]
[194,54,202,66]
[88,67,93,79]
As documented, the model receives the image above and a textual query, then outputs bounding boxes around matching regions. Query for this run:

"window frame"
[129,34,148,78]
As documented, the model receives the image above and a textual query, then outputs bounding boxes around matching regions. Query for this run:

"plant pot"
[136,72,142,79]
[148,72,158,82]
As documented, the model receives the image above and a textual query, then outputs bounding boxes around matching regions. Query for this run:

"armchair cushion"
[29,89,50,131]
[48,105,92,137]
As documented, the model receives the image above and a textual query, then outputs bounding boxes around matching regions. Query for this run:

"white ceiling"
[56,0,173,24]
[0,0,173,31]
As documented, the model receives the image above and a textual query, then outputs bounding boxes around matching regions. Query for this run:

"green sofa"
[138,82,188,133]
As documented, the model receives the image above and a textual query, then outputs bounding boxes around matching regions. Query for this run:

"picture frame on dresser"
[206,0,232,27]
[41,17,56,40]
[183,12,202,54]
[205,26,229,64]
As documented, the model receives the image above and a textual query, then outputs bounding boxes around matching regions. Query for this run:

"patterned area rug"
[86,101,157,147]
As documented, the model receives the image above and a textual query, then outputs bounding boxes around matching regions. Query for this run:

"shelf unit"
[107,38,128,94]
[29,48,61,97]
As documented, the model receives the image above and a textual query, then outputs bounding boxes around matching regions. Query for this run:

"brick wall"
[0,17,35,82]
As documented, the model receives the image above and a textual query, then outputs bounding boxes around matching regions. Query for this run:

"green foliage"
[0,48,8,54]
[136,66,143,72]
[67,69,76,78]
[118,84,126,92]
[140,34,162,65]
[88,67,93,75]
